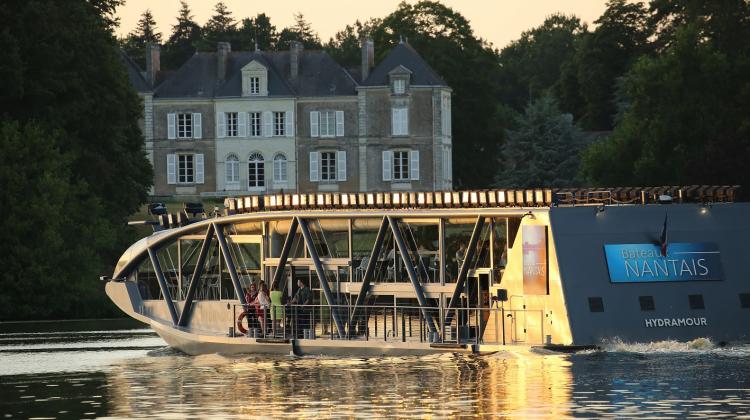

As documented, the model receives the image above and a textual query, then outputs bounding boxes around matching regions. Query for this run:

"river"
[1,319,750,418]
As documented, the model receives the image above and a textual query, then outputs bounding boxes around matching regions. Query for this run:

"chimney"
[145,44,160,87]
[289,41,303,79]
[217,42,231,81]
[361,37,374,81]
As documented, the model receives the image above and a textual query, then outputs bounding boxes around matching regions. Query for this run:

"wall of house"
[214,98,296,194]
[296,97,359,192]
[152,101,216,196]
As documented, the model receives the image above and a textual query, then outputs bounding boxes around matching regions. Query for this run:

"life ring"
[236,311,250,335]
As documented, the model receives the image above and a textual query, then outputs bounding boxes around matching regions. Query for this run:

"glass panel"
[493,218,508,269]
[156,242,180,300]
[136,258,158,300]
[308,219,349,259]
[445,219,476,282]
[402,220,439,283]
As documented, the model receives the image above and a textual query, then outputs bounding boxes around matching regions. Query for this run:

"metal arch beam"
[445,216,485,325]
[148,247,179,326]
[387,217,438,334]
[297,217,347,338]
[348,217,388,327]
[270,217,299,291]
[214,223,247,307]
[177,225,215,327]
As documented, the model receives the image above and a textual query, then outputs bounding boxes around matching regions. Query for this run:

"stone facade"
[124,40,452,197]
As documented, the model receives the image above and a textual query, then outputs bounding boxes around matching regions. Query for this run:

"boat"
[104,186,750,356]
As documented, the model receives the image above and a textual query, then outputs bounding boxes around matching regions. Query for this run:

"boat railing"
[229,303,545,346]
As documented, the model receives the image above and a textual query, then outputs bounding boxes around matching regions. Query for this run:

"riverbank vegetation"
[0,0,747,320]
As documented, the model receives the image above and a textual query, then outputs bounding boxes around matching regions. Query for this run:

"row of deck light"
[223,189,555,215]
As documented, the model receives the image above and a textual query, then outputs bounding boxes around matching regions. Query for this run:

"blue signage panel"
[604,243,722,283]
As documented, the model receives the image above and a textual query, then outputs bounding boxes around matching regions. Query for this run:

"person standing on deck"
[290,279,312,336]
[243,283,260,330]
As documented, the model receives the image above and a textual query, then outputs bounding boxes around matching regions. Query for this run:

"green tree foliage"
[238,13,278,51]
[120,9,162,68]
[370,1,504,188]
[0,0,152,320]
[324,19,380,68]
[162,1,202,70]
[581,1,750,187]
[498,14,586,112]
[581,24,750,187]
[277,13,322,49]
[198,2,238,50]
[496,96,585,188]
[561,0,652,130]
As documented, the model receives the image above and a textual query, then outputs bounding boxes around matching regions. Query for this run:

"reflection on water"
[1,320,750,418]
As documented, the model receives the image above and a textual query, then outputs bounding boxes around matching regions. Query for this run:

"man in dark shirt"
[290,279,312,337]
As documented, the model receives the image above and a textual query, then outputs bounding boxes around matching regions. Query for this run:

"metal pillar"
[297,217,346,338]
[270,217,299,290]
[349,217,388,327]
[148,247,179,325]
[177,226,215,327]
[388,217,438,334]
[445,216,485,325]
[214,223,247,307]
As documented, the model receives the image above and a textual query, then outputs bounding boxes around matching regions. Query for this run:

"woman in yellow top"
[269,285,285,335]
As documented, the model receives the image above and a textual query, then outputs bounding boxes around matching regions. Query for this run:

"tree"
[0,0,152,319]
[559,0,652,130]
[198,2,238,50]
[120,9,162,68]
[498,14,586,112]
[369,1,505,188]
[162,1,201,69]
[495,95,585,188]
[325,19,380,67]
[237,13,278,51]
[277,13,322,49]
[581,24,750,187]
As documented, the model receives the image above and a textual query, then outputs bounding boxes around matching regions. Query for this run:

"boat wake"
[584,337,750,356]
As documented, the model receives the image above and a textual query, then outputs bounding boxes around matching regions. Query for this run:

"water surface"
[2,319,750,418]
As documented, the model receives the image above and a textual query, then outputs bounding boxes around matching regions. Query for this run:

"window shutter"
[401,108,408,135]
[391,108,398,136]
[337,150,347,181]
[285,111,293,137]
[410,150,420,181]
[217,112,226,138]
[167,113,176,139]
[310,111,319,137]
[238,112,247,137]
[192,113,202,139]
[382,150,392,181]
[167,154,176,184]
[195,153,204,184]
[263,111,272,137]
[335,110,344,137]
[309,152,319,182]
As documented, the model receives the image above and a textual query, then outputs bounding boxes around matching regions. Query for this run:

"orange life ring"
[236,311,250,335]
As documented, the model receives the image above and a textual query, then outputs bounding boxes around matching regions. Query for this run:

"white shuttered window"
[337,151,347,181]
[167,113,176,139]
[335,111,344,136]
[192,113,202,139]
[310,111,319,137]
[309,151,319,182]
[382,151,392,181]
[167,154,176,184]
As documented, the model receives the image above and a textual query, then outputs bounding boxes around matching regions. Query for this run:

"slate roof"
[154,50,358,98]
[120,51,151,93]
[362,42,447,87]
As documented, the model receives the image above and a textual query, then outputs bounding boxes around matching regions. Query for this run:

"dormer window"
[394,79,406,95]
[249,77,260,95]
[241,60,268,96]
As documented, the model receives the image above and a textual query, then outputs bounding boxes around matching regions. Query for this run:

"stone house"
[124,39,452,197]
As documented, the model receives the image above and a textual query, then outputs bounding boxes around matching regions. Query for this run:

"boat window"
[492,218,508,269]
[639,296,655,311]
[588,297,604,312]
[136,258,158,300]
[445,219,479,283]
[308,219,349,259]
[740,293,750,308]
[688,294,705,310]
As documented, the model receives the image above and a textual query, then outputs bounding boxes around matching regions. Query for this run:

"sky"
[115,0,612,49]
